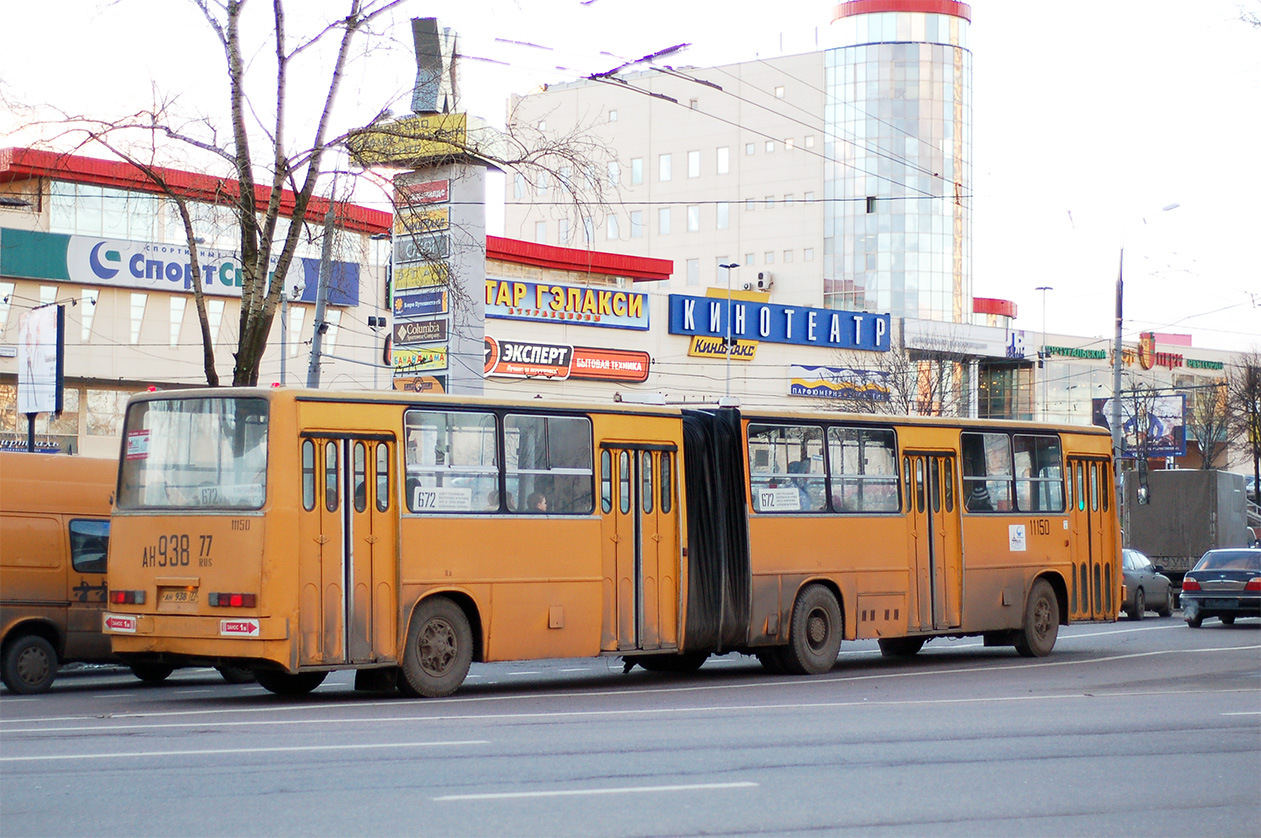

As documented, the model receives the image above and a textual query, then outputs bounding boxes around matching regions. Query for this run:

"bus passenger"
[526,492,548,513]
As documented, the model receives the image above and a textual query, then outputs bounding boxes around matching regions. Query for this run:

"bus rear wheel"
[1015,579,1059,658]
[399,596,473,698]
[2,634,59,695]
[257,670,327,695]
[780,584,842,675]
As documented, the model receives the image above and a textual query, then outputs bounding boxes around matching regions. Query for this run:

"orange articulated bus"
[103,388,1119,697]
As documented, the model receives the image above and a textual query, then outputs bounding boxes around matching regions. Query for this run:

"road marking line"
[559,668,591,672]
[435,781,758,801]
[5,643,1256,729]
[506,672,542,677]
[0,739,488,763]
[1221,711,1261,716]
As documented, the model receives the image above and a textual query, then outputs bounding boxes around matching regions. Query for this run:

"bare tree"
[1226,349,1261,492]
[21,2,615,388]
[1182,378,1230,469]
[828,326,968,417]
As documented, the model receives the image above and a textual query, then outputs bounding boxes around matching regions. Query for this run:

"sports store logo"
[0,230,359,305]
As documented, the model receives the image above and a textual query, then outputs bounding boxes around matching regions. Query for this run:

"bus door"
[904,452,963,631]
[600,445,680,652]
[1067,457,1110,620]
[298,435,398,666]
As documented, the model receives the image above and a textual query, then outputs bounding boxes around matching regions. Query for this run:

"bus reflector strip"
[109,590,146,604]
[209,592,257,607]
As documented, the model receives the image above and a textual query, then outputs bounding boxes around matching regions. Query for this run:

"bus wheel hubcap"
[420,620,456,675]
[807,611,828,650]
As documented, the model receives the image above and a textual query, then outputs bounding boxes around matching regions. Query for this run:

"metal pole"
[1112,247,1125,508]
[306,196,338,389]
[719,263,739,400]
[1036,285,1052,421]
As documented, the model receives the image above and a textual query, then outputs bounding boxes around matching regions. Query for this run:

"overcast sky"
[2,0,1257,351]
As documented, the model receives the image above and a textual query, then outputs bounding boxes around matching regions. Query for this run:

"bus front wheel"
[1015,579,1059,658]
[399,596,473,698]
[780,584,842,675]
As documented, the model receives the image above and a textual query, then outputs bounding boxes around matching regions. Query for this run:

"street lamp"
[1036,285,1053,421]
[1111,202,1179,509]
[719,263,740,401]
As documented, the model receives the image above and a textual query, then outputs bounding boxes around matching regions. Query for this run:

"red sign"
[395,178,449,205]
[570,347,651,383]
[103,614,137,633]
[484,337,650,384]
[220,619,260,637]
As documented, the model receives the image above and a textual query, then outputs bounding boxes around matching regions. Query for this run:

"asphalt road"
[2,615,1258,837]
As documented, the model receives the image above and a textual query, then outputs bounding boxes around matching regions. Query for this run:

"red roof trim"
[973,297,1017,318]
[0,147,391,235]
[834,1,971,22]
[486,235,672,282]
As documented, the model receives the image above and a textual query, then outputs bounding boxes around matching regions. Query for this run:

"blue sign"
[668,295,889,351]
[393,288,449,318]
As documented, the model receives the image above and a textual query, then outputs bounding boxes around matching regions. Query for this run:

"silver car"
[1121,548,1174,620]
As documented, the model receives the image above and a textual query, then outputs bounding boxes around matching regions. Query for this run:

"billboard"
[17,305,64,415]
[788,365,891,401]
[668,294,889,351]
[1092,394,1187,458]
[483,337,650,383]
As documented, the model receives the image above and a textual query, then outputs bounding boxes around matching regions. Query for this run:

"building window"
[608,109,618,122]
[745,199,755,212]
[658,207,671,235]
[784,194,794,206]
[79,289,98,340]
[129,293,147,345]
[535,221,547,243]
[804,191,815,202]
[630,211,643,239]
[686,258,699,287]
[689,98,699,110]
[687,205,700,232]
[805,135,815,148]
[583,216,594,243]
[783,250,794,263]
[744,253,755,266]
[765,140,775,153]
[775,85,785,99]
[785,138,795,151]
[765,196,775,209]
[659,154,672,182]
[207,299,225,349]
[169,296,185,348]
[764,251,774,265]
[607,215,619,240]
[804,248,815,262]
[745,143,755,156]
[631,157,643,185]
[608,161,620,186]
[716,202,729,230]
[514,173,526,199]
[536,173,548,196]
[688,150,700,178]
[537,120,546,131]
[288,306,304,356]
[559,218,570,244]
[717,146,729,174]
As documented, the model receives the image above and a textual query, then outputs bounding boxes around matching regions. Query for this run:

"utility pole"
[306,195,337,389]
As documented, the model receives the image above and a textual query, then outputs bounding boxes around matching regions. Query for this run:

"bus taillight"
[109,590,146,604]
[209,592,257,608]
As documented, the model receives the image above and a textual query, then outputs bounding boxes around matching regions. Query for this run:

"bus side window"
[69,519,110,575]
[660,452,672,514]
[301,440,316,512]
[324,441,339,512]
[353,442,367,513]
[375,442,390,512]
[600,449,612,513]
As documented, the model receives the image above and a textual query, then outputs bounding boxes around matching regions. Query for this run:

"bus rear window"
[118,397,268,510]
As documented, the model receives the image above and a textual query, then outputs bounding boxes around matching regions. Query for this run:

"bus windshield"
[118,396,269,510]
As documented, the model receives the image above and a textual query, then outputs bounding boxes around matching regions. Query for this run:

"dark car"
[1181,548,1261,628]
[1121,548,1174,620]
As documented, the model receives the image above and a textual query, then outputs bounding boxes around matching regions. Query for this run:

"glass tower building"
[824,1,972,323]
